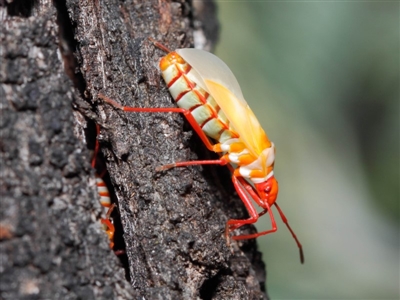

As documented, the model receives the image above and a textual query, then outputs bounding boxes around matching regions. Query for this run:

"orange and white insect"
[95,176,115,249]
[99,41,304,263]
[92,125,115,249]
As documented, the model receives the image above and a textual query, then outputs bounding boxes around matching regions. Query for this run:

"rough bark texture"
[0,1,267,299]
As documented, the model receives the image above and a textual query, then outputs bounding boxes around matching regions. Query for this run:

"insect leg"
[225,175,264,240]
[228,177,304,263]
[99,93,221,152]
[100,203,116,249]
[227,175,278,241]
[227,176,267,232]
[156,155,229,171]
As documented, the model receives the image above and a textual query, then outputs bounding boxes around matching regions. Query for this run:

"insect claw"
[155,166,164,172]
[98,93,124,110]
[155,164,175,172]
[114,249,126,256]
[224,223,232,245]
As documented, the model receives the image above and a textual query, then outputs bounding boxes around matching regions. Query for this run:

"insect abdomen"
[96,176,111,209]
[161,53,237,143]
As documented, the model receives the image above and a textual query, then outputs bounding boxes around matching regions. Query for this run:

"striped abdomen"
[96,175,115,247]
[96,175,111,210]
[160,52,238,144]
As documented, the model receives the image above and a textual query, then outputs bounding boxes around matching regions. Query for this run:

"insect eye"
[265,186,271,193]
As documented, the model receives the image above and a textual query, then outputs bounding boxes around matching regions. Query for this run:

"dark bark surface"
[0,2,136,299]
[0,1,267,299]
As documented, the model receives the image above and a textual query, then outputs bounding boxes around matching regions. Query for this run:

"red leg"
[102,202,126,256]
[101,219,115,248]
[229,176,304,263]
[237,177,266,209]
[156,156,229,171]
[97,168,107,179]
[227,177,269,232]
[225,175,262,240]
[230,208,277,241]
[225,175,278,242]
[99,94,219,152]
[228,208,269,232]
[101,203,116,249]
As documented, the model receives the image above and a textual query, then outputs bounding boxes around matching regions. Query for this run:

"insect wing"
[177,49,270,155]
[205,80,270,156]
[176,49,247,106]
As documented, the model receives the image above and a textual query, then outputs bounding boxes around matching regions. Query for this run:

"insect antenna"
[274,203,304,264]
[148,37,171,53]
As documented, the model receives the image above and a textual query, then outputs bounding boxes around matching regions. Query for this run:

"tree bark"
[0,1,267,299]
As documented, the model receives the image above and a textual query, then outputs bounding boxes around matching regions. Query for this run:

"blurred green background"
[214,2,399,299]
